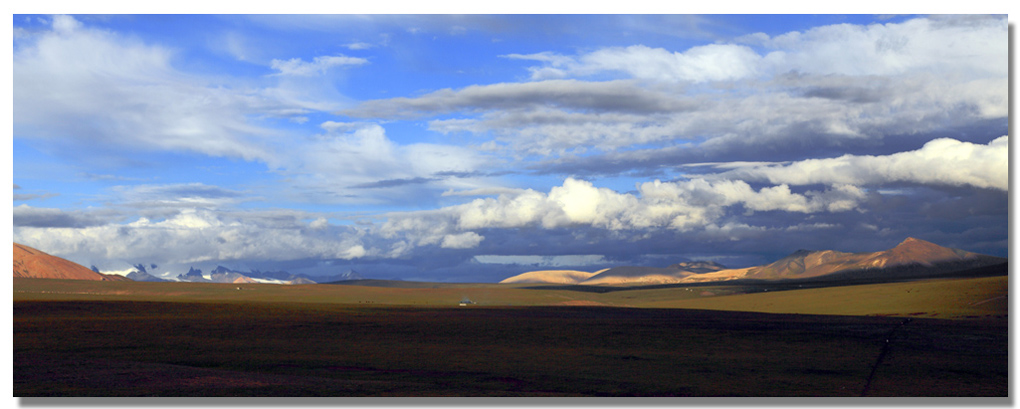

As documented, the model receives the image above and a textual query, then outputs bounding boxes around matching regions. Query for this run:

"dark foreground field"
[14,300,1006,397]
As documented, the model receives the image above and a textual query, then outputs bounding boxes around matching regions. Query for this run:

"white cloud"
[14,208,370,267]
[14,16,378,172]
[429,107,690,156]
[343,42,373,50]
[440,232,484,249]
[380,177,868,250]
[756,16,1006,79]
[269,54,368,76]
[473,254,607,267]
[308,217,329,230]
[719,136,1008,191]
[219,31,257,62]
[51,14,82,33]
[509,44,761,83]
[351,16,1005,160]
[577,44,762,83]
[112,183,246,209]
[14,15,287,163]
[14,15,495,208]
[285,123,497,204]
[320,120,372,132]
[517,16,1005,84]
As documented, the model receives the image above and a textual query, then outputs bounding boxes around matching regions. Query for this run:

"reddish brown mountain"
[13,243,130,281]
[859,237,974,268]
[739,237,998,281]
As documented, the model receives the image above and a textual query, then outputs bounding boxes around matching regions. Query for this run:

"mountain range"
[500,238,1006,285]
[14,238,1006,286]
[171,266,363,284]
[13,242,365,285]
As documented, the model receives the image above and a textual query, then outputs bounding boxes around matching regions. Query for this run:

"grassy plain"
[13,275,1008,397]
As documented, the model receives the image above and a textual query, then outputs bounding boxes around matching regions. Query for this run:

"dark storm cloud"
[146,183,245,199]
[349,177,439,189]
[340,80,692,119]
[113,183,249,209]
[13,192,59,201]
[800,86,887,104]
[529,118,1008,178]
[432,170,518,178]
[79,172,142,181]
[13,206,108,228]
[349,170,521,190]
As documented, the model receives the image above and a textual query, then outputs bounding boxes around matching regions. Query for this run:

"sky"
[9,13,1011,282]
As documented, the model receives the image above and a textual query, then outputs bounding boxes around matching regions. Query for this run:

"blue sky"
[10,13,1010,282]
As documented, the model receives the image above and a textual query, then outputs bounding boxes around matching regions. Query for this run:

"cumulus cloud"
[14,208,370,267]
[716,136,1008,191]
[440,232,485,249]
[378,177,868,254]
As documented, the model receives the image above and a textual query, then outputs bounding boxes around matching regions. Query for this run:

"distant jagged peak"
[671,260,726,268]
[780,248,850,259]
[335,269,364,280]
[126,269,167,282]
